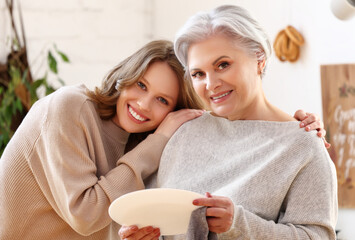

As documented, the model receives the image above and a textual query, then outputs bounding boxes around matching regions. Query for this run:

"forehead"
[143,61,180,99]
[187,35,242,68]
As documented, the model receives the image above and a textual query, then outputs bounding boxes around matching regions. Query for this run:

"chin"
[211,107,232,118]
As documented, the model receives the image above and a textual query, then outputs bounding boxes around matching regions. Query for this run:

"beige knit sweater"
[0,84,169,240]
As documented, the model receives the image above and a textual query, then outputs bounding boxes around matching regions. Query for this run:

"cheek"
[152,105,172,125]
[192,81,205,99]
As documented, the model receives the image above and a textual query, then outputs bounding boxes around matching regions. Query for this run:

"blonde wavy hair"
[87,40,203,120]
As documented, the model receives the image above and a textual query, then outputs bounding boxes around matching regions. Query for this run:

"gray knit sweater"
[156,113,338,240]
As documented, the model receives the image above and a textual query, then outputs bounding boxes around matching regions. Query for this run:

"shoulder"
[284,126,335,173]
[35,84,98,125]
[179,112,227,129]
[49,84,92,111]
[173,112,221,135]
[44,84,99,120]
[274,123,326,156]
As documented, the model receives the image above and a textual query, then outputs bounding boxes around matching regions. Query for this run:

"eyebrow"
[190,55,231,72]
[212,55,230,65]
[141,77,175,103]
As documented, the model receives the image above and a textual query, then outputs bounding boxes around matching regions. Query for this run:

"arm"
[28,99,171,235]
[118,109,205,240]
[106,108,204,201]
[195,142,337,239]
[41,103,203,236]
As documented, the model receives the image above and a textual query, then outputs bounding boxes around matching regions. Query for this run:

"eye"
[217,62,229,70]
[191,71,204,79]
[137,81,146,90]
[157,97,168,105]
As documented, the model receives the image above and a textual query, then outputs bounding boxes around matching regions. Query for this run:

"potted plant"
[0,0,69,155]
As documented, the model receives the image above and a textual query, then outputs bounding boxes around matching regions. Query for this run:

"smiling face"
[187,35,264,120]
[113,61,179,133]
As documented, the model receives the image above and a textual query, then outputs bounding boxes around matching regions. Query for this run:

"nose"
[137,95,151,111]
[205,73,222,91]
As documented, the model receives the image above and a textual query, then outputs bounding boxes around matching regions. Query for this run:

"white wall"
[1,0,355,239]
[151,0,355,117]
[1,0,153,90]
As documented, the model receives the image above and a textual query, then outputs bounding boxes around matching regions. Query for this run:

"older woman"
[161,5,337,240]
[119,5,337,240]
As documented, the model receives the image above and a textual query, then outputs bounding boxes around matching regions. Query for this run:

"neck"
[226,90,295,122]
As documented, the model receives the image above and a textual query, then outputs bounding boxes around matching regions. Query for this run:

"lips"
[128,105,149,122]
[210,90,233,102]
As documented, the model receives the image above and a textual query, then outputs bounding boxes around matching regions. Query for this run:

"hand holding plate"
[192,192,234,234]
[118,225,160,240]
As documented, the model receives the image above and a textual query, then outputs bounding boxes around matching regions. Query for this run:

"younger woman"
[0,40,204,240]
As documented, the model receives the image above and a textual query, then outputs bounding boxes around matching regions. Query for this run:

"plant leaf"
[29,78,45,104]
[48,51,58,74]
[15,97,23,113]
[9,65,21,85]
[45,86,56,95]
[53,44,70,63]
[32,78,45,90]
[57,78,65,86]
[21,69,29,83]
[57,51,70,63]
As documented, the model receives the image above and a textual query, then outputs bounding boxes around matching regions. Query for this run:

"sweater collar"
[102,119,130,144]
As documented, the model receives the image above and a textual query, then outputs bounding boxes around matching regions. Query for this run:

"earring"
[257,59,265,75]
[258,67,264,75]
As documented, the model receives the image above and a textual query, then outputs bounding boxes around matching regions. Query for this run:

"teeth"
[212,91,230,100]
[129,106,147,122]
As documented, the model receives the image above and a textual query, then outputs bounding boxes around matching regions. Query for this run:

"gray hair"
[174,5,271,76]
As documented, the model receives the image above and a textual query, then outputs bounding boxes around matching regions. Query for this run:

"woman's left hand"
[192,192,234,234]
[293,109,331,148]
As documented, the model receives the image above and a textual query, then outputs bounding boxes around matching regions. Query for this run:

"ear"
[257,58,266,75]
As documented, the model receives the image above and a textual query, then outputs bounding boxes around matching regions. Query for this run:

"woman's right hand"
[155,109,204,138]
[118,225,160,240]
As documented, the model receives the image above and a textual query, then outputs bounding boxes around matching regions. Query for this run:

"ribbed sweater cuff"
[118,133,169,179]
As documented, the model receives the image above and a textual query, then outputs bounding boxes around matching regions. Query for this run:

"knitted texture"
[157,113,338,240]
[0,84,169,240]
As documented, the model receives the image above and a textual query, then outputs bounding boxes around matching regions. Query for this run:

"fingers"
[296,111,331,148]
[206,217,233,234]
[206,205,232,218]
[168,109,205,122]
[119,225,138,239]
[316,128,326,138]
[193,193,234,234]
[119,226,160,240]
[138,227,160,240]
[317,131,331,149]
[302,121,324,132]
[298,112,322,131]
[299,113,320,129]
[293,109,307,121]
[193,195,231,208]
[155,109,204,138]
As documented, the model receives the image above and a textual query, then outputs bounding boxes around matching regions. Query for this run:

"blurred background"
[1,0,355,239]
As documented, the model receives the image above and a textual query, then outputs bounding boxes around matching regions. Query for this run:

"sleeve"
[99,133,169,202]
[219,141,338,240]
[28,95,169,236]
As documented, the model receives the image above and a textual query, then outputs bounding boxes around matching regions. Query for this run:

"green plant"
[0,0,69,156]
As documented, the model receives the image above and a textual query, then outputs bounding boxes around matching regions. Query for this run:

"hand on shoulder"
[154,109,204,138]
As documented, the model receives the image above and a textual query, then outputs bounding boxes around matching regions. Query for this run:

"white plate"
[108,188,203,235]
